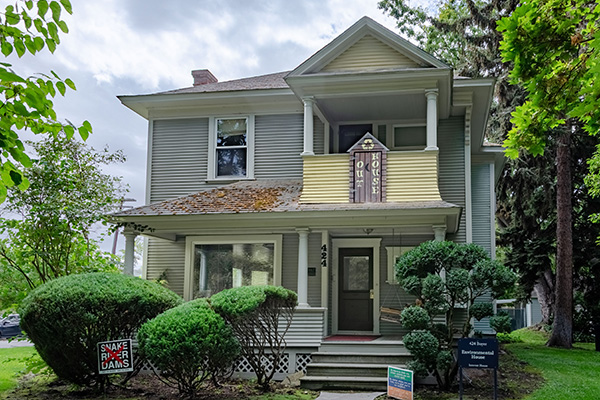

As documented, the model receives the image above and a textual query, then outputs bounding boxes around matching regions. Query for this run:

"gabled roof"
[287,16,450,78]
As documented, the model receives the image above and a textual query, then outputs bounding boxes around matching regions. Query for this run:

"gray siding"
[150,118,209,203]
[255,114,303,179]
[472,162,492,255]
[146,237,186,296]
[438,117,466,243]
[471,162,494,334]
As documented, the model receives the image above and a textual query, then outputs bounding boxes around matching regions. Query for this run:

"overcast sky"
[7,0,407,253]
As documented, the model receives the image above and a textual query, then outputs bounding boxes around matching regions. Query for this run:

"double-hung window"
[209,116,254,179]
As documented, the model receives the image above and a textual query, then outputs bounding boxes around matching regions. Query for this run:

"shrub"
[19,272,182,386]
[138,299,239,397]
[395,241,517,390]
[490,311,513,334]
[210,285,297,390]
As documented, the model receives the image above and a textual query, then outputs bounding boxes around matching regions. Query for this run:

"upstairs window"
[216,118,248,177]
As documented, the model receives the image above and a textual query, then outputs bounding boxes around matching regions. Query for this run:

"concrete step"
[306,362,402,377]
[318,341,405,353]
[301,375,389,391]
[311,351,411,364]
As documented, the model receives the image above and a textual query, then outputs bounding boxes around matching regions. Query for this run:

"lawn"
[506,329,600,400]
[0,346,37,392]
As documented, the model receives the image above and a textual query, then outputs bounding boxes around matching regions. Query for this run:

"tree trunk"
[547,128,573,348]
[534,268,555,324]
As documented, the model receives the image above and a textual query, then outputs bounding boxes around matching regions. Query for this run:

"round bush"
[19,272,182,385]
[137,299,240,397]
[490,311,513,334]
[400,306,430,330]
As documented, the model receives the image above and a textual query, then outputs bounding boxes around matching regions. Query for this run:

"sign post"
[458,338,499,400]
[98,339,134,375]
[387,366,413,400]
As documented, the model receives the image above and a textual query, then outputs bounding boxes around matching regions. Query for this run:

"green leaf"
[45,38,56,53]
[9,170,22,186]
[47,22,59,42]
[25,1,34,10]
[59,0,72,14]
[64,78,75,90]
[33,37,45,51]
[64,125,75,138]
[6,9,21,25]
[1,42,13,57]
[14,39,26,57]
[57,20,68,33]
[0,68,26,83]
[37,0,49,18]
[55,81,66,96]
[49,1,61,23]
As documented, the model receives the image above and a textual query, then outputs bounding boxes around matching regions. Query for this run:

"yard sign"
[387,366,413,400]
[97,339,133,374]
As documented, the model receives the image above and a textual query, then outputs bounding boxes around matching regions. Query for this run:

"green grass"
[506,328,600,400]
[0,346,37,392]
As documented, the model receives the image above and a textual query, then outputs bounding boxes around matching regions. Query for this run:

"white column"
[302,97,315,156]
[425,89,439,151]
[433,225,446,242]
[296,228,310,308]
[123,231,138,276]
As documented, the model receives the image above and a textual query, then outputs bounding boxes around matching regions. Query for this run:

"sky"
[7,0,407,253]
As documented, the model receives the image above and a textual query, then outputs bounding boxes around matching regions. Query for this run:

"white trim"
[321,231,329,336]
[490,162,496,259]
[331,238,381,335]
[145,119,154,205]
[184,234,283,301]
[142,236,149,280]
[465,105,473,243]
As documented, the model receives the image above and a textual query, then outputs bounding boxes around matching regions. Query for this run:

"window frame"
[207,115,255,180]
[390,123,427,150]
[386,246,415,285]
[184,234,282,300]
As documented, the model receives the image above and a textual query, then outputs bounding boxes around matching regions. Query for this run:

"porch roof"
[112,179,459,217]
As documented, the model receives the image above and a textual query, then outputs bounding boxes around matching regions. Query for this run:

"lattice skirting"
[137,350,314,379]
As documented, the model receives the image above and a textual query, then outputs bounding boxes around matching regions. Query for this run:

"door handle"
[370,289,374,299]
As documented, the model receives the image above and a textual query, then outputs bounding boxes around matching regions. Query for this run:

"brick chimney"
[192,69,218,86]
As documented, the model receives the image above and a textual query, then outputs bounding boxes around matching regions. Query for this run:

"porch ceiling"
[316,92,426,122]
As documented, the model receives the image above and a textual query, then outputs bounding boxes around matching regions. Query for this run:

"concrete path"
[0,338,34,348]
[316,392,386,400]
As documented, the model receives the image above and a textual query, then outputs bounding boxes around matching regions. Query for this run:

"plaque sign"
[349,133,388,203]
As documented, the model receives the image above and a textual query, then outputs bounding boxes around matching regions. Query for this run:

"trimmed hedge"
[209,285,297,318]
[19,272,182,385]
[137,299,240,397]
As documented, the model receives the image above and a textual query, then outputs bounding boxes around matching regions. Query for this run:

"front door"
[338,248,373,332]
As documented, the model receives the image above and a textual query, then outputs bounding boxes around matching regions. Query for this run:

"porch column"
[433,225,446,242]
[296,228,310,308]
[302,97,315,156]
[425,89,439,151]
[123,231,138,276]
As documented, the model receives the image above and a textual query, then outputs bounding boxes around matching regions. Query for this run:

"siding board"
[322,34,420,72]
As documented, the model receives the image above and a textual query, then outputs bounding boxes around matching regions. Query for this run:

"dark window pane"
[217,148,247,177]
[338,124,372,153]
[394,126,426,147]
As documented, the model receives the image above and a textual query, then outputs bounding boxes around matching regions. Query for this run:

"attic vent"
[192,69,218,86]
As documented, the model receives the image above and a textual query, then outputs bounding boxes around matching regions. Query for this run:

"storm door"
[338,247,374,332]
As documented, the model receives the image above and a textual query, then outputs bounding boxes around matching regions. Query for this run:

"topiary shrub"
[19,272,182,386]
[210,285,297,391]
[490,311,513,334]
[137,299,240,398]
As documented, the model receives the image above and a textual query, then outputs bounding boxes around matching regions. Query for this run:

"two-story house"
[114,17,503,389]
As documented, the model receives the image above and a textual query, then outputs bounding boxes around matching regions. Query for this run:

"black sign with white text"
[458,338,499,369]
